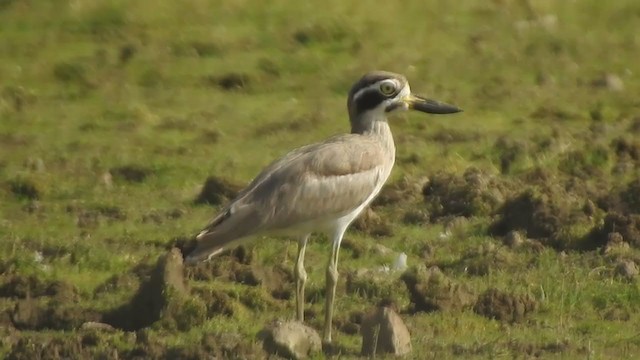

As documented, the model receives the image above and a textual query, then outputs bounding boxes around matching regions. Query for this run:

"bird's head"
[347,71,461,132]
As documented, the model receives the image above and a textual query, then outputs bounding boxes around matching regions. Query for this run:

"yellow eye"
[379,81,397,95]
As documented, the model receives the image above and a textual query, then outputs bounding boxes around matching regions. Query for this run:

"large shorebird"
[185,71,461,343]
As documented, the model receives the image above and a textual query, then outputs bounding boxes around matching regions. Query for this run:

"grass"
[2,0,640,358]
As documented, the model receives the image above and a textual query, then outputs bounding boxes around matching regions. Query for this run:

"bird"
[185,71,461,344]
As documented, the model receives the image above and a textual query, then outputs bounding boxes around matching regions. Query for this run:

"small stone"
[361,307,411,357]
[81,321,116,332]
[615,260,639,280]
[258,320,321,360]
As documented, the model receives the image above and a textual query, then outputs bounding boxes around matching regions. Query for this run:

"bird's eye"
[379,81,397,95]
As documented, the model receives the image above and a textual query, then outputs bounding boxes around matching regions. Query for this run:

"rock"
[615,260,639,280]
[401,266,475,313]
[258,320,321,360]
[361,307,411,357]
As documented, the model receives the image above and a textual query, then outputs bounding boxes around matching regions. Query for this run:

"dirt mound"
[0,275,80,303]
[597,179,640,215]
[473,288,537,323]
[401,266,475,313]
[346,268,404,302]
[373,177,423,207]
[351,208,393,237]
[167,332,264,359]
[423,167,509,221]
[109,165,154,183]
[489,181,594,249]
[194,176,243,206]
[451,243,515,276]
[7,336,87,360]
[104,248,206,331]
[7,177,43,200]
[11,298,101,330]
[587,213,640,249]
[492,136,530,174]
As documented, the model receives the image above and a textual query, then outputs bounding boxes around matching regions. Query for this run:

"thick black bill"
[407,94,462,114]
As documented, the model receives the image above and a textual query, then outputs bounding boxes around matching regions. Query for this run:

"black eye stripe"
[355,89,387,113]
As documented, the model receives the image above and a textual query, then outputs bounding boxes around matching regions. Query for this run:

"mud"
[473,288,537,323]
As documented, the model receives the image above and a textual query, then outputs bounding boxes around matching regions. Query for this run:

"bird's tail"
[184,204,261,264]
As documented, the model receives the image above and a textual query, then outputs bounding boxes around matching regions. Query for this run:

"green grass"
[2,0,640,358]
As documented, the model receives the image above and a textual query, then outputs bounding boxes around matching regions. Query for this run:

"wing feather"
[186,134,391,263]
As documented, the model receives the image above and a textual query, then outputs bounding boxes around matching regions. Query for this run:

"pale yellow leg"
[294,235,309,322]
[323,229,345,344]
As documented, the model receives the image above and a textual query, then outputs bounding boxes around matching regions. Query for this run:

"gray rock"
[258,320,321,360]
[361,307,411,357]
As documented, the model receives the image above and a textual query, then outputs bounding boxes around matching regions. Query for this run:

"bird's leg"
[294,234,309,322]
[323,228,345,344]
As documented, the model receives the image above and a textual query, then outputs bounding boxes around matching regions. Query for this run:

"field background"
[1,0,640,358]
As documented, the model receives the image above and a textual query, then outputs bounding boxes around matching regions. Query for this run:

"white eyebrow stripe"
[352,83,382,102]
[351,79,403,102]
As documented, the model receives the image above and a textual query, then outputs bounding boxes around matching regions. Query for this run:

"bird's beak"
[404,94,462,114]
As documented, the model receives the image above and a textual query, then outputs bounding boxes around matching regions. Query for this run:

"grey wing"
[186,135,387,263]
